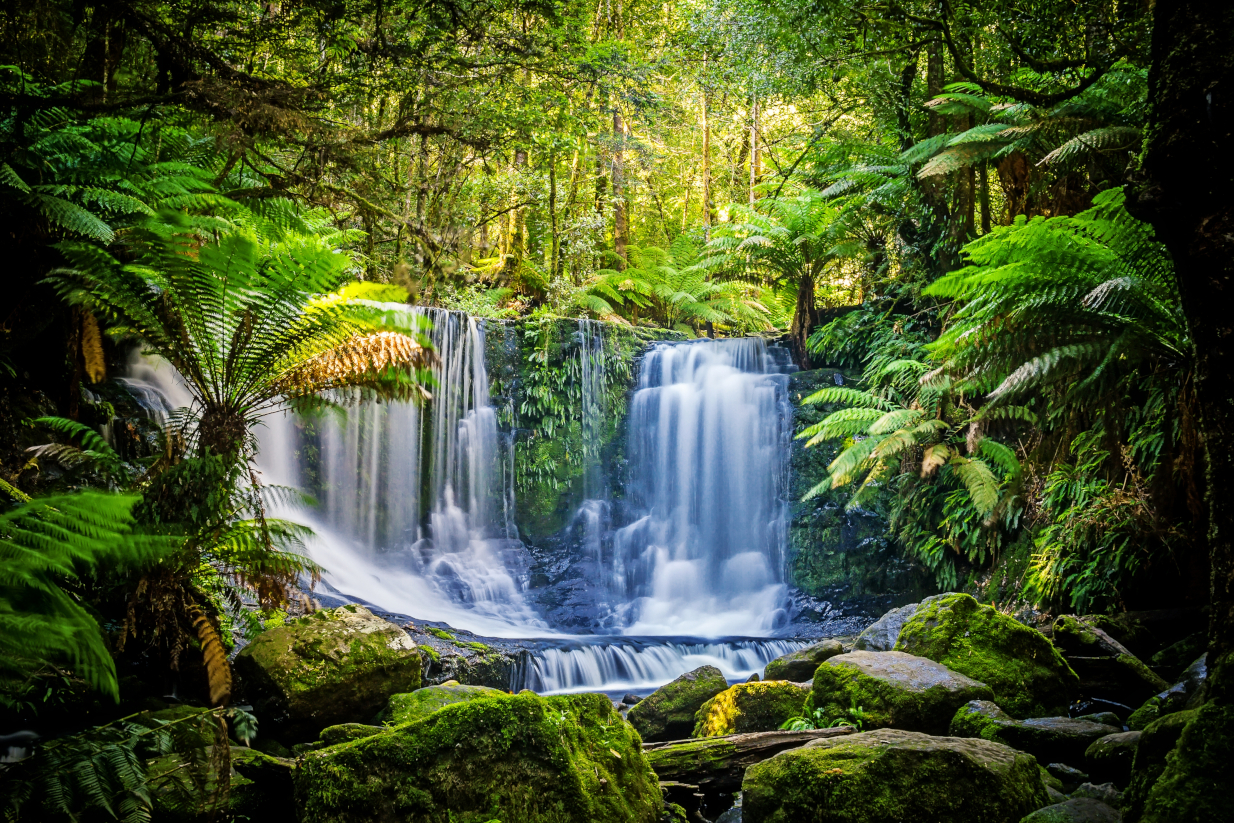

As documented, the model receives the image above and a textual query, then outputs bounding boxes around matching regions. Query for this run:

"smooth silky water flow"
[122,312,807,693]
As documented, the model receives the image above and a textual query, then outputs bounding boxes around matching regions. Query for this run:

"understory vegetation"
[0,0,1221,820]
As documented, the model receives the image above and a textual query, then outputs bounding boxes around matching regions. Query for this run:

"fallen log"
[644,727,857,794]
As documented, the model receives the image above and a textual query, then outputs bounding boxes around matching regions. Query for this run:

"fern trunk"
[790,273,818,370]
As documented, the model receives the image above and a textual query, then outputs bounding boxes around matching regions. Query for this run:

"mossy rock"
[377,683,505,725]
[854,602,922,651]
[896,593,1078,717]
[294,691,662,823]
[812,650,994,735]
[1084,730,1140,788]
[951,700,1122,766]
[235,605,422,741]
[1052,615,1169,707]
[1137,699,1234,822]
[230,746,295,818]
[764,640,844,682]
[1018,797,1122,823]
[319,724,384,746]
[1123,709,1197,821]
[741,728,1051,823]
[626,665,728,742]
[693,681,810,738]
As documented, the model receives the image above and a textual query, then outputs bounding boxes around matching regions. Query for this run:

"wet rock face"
[234,605,422,742]
[693,681,812,738]
[741,728,1050,823]
[294,692,663,823]
[812,650,995,735]
[854,602,920,651]
[896,593,1079,717]
[950,699,1122,766]
[763,639,844,681]
[626,665,729,743]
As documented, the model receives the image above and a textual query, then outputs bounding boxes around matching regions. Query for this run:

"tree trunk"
[749,92,759,206]
[789,271,818,370]
[549,152,560,281]
[1124,4,1234,818]
[1128,0,1234,660]
[701,81,715,239]
[613,108,628,269]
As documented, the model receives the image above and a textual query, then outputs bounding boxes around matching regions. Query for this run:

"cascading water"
[603,337,795,637]
[257,307,546,636]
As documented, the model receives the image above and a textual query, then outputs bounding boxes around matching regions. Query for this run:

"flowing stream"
[121,311,810,691]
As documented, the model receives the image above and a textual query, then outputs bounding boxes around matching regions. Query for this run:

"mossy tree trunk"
[1128,0,1234,661]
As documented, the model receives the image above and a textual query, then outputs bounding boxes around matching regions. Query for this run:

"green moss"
[812,651,994,735]
[460,640,492,653]
[1123,709,1197,821]
[234,605,422,741]
[377,683,506,725]
[294,692,662,823]
[644,736,741,782]
[426,627,455,641]
[626,665,728,742]
[764,640,844,682]
[319,724,384,746]
[1138,700,1234,822]
[1128,694,1169,731]
[740,728,1050,823]
[950,700,1013,742]
[693,682,810,737]
[895,593,1078,717]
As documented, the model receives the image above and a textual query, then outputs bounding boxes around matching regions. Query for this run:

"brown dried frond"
[190,606,233,707]
[81,311,106,384]
[276,332,436,398]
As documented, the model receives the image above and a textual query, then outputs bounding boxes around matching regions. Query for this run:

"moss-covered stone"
[626,666,728,743]
[1123,709,1196,821]
[230,746,295,818]
[319,724,384,746]
[377,683,505,725]
[294,691,662,823]
[812,650,994,735]
[896,593,1079,717]
[950,700,1122,766]
[693,681,811,738]
[1084,730,1140,787]
[235,605,422,741]
[1137,701,1234,822]
[764,640,844,682]
[741,728,1050,823]
[1052,615,1170,707]
[1019,798,1122,823]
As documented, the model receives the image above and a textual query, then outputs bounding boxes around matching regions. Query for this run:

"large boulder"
[1018,798,1122,823]
[626,666,728,743]
[294,691,662,823]
[812,650,994,735]
[1052,616,1170,708]
[742,728,1051,823]
[1127,653,1208,730]
[1135,694,1234,823]
[854,602,921,651]
[764,639,844,681]
[951,700,1122,766]
[1123,709,1196,821]
[693,681,810,737]
[235,605,421,741]
[377,682,505,725]
[1085,731,1140,788]
[896,593,1078,717]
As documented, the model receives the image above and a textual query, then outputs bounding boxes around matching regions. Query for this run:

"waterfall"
[257,307,546,636]
[524,638,807,694]
[606,337,795,637]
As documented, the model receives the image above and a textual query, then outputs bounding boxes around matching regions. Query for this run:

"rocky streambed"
[149,593,1218,822]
